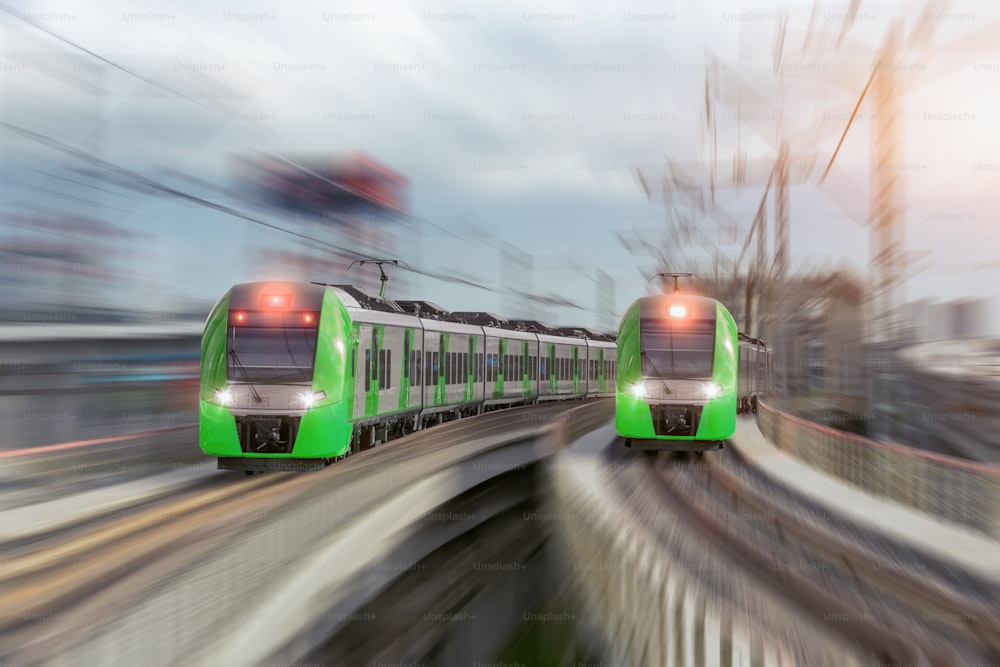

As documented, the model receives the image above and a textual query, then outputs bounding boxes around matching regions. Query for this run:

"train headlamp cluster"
[668,305,687,318]
[702,382,722,399]
[297,390,326,408]
[628,382,647,398]
[214,388,233,406]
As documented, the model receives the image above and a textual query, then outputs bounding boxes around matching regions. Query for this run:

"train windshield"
[639,317,715,379]
[228,326,318,383]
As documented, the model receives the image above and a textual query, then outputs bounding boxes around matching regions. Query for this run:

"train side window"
[371,330,379,385]
[387,350,392,389]
[415,350,422,386]
[378,349,386,390]
[403,333,410,378]
[462,352,468,381]
[351,348,356,378]
[365,350,371,388]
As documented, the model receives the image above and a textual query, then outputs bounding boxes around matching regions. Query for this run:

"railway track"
[0,400,598,663]
[630,442,1000,665]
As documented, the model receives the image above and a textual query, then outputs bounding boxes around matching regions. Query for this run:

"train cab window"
[640,317,715,379]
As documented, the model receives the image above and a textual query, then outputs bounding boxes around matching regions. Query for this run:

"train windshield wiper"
[640,350,673,396]
[228,349,263,403]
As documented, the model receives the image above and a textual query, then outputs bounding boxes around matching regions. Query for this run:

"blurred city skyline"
[2,0,1000,331]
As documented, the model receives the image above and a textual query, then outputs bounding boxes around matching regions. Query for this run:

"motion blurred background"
[2,0,999,465]
[3,2,1000,665]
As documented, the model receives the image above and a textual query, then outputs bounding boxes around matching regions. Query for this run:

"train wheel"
[245,471,254,476]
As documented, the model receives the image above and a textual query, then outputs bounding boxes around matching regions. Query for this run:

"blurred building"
[0,211,138,321]
[235,153,410,297]
[898,297,994,342]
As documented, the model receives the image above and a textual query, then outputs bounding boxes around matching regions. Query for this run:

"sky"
[2,0,1000,330]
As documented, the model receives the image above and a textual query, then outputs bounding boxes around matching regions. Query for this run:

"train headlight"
[702,382,722,399]
[629,382,647,398]
[214,388,233,406]
[298,390,326,408]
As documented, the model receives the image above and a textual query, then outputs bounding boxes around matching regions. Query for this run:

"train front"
[199,281,353,473]
[615,294,738,449]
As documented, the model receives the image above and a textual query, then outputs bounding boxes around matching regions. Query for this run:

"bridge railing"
[757,400,1000,540]
[549,423,871,667]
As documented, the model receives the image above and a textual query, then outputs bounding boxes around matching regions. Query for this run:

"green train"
[615,293,773,452]
[200,281,617,473]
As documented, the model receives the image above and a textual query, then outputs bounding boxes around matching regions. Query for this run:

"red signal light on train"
[303,313,314,324]
[261,294,291,309]
[669,305,687,318]
[234,312,247,323]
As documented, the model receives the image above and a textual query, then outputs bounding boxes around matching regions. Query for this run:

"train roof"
[238,282,611,339]
[334,285,405,313]
[738,332,768,346]
[446,311,509,327]
[395,300,449,319]
[555,326,616,342]
[506,319,559,335]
